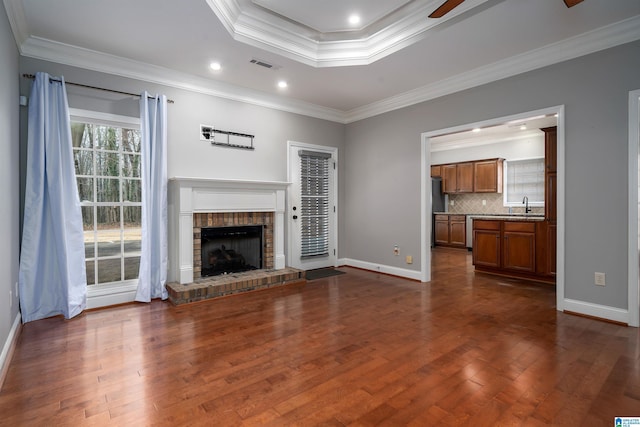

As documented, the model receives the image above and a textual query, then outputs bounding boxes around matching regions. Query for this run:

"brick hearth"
[166,267,305,305]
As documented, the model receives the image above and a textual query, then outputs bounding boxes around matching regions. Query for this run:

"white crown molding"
[344,15,640,123]
[19,36,345,123]
[12,11,640,125]
[2,0,27,46]
[206,0,490,68]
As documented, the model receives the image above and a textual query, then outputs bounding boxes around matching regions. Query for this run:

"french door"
[287,142,337,270]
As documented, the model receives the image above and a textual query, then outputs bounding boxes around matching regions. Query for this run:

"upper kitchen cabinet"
[542,127,557,221]
[431,165,442,177]
[442,162,473,193]
[474,159,504,193]
[436,159,503,194]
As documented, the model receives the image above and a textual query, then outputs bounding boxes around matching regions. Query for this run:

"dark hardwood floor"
[1,248,639,426]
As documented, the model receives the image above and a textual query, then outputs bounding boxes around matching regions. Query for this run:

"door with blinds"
[287,142,337,271]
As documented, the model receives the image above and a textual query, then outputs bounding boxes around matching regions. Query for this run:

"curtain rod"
[22,73,175,104]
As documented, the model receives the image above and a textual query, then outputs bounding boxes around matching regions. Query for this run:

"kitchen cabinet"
[473,218,551,283]
[434,158,503,194]
[442,162,473,193]
[435,214,466,248]
[473,220,501,268]
[541,126,557,278]
[474,159,504,193]
[543,127,557,222]
[502,222,535,273]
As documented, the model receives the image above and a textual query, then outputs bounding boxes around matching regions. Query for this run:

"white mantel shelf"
[170,176,291,188]
[168,177,290,285]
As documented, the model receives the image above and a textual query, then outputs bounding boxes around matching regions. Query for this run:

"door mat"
[305,268,346,281]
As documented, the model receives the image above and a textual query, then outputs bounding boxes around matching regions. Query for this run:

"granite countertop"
[434,212,545,221]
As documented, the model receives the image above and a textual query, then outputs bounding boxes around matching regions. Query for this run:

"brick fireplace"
[166,178,304,305]
[192,211,274,278]
[168,178,290,285]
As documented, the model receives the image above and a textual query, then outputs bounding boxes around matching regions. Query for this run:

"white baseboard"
[338,258,422,281]
[0,312,22,391]
[563,298,630,325]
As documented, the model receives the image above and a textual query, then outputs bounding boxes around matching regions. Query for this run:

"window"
[299,151,330,258]
[504,158,545,206]
[71,110,141,287]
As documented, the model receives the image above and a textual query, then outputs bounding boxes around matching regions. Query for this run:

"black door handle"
[293,215,298,220]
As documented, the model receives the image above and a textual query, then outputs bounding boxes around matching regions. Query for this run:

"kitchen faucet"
[523,196,531,214]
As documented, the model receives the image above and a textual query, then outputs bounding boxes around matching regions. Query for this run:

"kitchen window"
[70,109,142,301]
[503,157,544,206]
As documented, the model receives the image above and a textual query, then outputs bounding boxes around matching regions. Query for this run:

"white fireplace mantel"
[168,177,289,284]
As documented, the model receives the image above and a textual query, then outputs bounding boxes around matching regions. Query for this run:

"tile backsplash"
[446,193,544,215]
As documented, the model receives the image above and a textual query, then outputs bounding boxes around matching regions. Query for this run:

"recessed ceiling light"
[472,128,481,133]
[348,14,361,25]
[277,80,288,89]
[520,124,527,130]
[210,62,221,71]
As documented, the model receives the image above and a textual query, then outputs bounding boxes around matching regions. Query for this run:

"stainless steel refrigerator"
[431,177,445,247]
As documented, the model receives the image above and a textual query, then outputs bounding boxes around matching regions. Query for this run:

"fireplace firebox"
[200,225,263,277]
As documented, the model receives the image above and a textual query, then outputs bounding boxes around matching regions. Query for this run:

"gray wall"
[345,40,640,310]
[0,5,20,376]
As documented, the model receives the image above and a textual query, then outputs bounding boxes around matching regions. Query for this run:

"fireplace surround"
[168,177,288,285]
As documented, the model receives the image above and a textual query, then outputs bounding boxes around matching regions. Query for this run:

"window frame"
[69,108,142,307]
[503,156,545,207]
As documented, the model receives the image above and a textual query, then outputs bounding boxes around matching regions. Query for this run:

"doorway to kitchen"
[420,106,565,311]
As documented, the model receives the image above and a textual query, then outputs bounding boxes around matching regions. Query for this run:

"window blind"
[505,158,545,204]
[299,151,330,259]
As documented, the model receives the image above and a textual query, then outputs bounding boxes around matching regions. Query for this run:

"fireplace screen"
[200,225,263,277]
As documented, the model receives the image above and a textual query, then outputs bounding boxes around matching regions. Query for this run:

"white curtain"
[19,72,87,322]
[135,92,168,302]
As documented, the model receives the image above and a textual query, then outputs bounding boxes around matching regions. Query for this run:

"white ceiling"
[4,0,640,123]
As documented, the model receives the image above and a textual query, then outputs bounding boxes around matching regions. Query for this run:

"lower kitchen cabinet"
[473,220,500,267]
[502,222,536,273]
[435,214,466,248]
[473,218,553,283]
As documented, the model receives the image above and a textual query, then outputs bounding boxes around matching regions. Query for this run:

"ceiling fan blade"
[563,0,584,7]
[429,0,465,18]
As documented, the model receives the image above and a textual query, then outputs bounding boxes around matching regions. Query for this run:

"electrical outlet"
[406,255,413,264]
[595,272,606,286]
[393,245,399,256]
[450,200,455,206]
[482,199,486,206]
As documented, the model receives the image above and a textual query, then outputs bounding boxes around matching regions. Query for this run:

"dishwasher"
[465,215,474,250]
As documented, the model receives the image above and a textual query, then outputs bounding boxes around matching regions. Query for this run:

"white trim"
[69,108,140,128]
[20,36,345,124]
[339,258,422,282]
[563,299,629,325]
[0,312,22,390]
[8,14,639,124]
[1,0,28,46]
[628,89,640,327]
[420,106,566,311]
[286,141,339,270]
[344,16,640,123]
[86,282,138,309]
[205,0,489,68]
